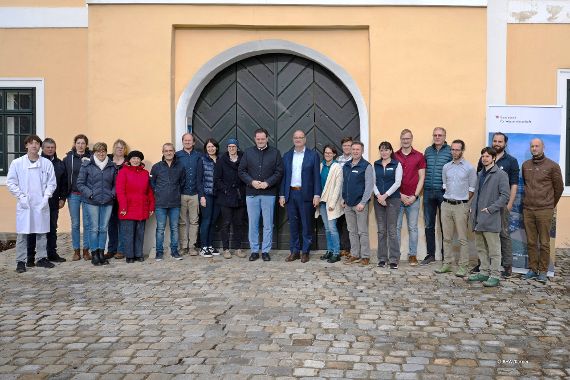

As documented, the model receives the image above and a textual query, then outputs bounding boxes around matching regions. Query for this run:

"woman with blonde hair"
[105,139,130,260]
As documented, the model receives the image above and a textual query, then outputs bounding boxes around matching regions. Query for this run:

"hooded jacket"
[116,163,155,221]
[63,148,91,195]
[77,156,116,206]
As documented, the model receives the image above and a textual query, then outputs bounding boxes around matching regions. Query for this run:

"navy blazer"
[280,147,322,203]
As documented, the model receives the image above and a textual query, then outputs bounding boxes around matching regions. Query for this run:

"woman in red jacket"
[116,150,155,263]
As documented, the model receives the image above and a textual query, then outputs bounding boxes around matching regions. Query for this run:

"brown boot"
[104,251,116,259]
[72,249,81,261]
[82,248,91,260]
[115,252,124,259]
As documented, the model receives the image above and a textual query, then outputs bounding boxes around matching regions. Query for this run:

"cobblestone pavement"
[1,234,569,379]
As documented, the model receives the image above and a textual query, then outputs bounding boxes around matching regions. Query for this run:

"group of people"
[7,127,564,287]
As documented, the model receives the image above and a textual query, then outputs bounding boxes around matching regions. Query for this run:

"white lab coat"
[6,155,56,234]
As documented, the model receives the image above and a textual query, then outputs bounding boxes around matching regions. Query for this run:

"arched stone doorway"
[191,53,360,250]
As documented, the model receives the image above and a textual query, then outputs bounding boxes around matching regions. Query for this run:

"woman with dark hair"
[116,150,155,263]
[197,138,220,257]
[215,138,246,259]
[63,134,92,261]
[318,144,344,263]
[373,141,403,269]
[77,142,116,266]
[105,139,130,260]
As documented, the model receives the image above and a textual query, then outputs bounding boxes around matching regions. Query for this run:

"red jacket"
[116,164,155,221]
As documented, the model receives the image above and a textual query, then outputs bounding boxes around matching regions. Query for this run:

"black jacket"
[42,152,68,209]
[63,148,91,195]
[238,145,283,196]
[150,156,186,209]
[215,152,245,208]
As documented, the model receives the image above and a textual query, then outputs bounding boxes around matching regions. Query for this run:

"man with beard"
[471,132,519,277]
[521,138,563,284]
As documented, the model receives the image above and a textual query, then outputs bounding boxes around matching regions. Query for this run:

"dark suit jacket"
[280,147,322,203]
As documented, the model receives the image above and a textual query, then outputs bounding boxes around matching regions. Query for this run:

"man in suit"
[279,130,322,263]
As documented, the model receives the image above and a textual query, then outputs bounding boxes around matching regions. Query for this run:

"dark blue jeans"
[121,219,146,259]
[286,189,314,254]
[107,200,125,254]
[27,207,59,261]
[199,195,220,248]
[423,189,445,258]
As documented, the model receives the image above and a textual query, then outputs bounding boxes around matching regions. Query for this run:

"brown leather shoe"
[408,256,418,266]
[104,252,116,259]
[286,252,301,262]
[340,250,350,257]
[360,258,370,266]
[82,248,91,260]
[344,256,361,265]
[301,253,310,263]
[115,252,125,259]
[72,249,81,261]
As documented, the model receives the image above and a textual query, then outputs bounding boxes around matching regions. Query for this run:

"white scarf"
[94,155,109,171]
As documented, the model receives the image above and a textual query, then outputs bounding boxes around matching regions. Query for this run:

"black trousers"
[220,205,245,250]
[27,207,59,261]
[337,214,351,251]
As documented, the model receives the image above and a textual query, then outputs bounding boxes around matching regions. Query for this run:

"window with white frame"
[0,88,36,176]
[557,69,570,189]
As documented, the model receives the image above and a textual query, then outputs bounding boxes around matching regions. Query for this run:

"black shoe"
[377,261,386,268]
[36,258,55,268]
[136,257,145,262]
[389,263,398,270]
[249,252,259,261]
[91,251,101,266]
[26,259,35,267]
[126,258,135,263]
[501,266,512,278]
[327,254,341,263]
[470,264,481,273]
[420,255,435,265]
[262,252,271,261]
[16,262,26,273]
[48,254,66,263]
[320,251,332,260]
[98,250,109,265]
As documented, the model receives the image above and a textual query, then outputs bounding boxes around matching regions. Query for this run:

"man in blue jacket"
[422,127,452,265]
[238,128,284,262]
[279,130,321,263]
[176,133,201,256]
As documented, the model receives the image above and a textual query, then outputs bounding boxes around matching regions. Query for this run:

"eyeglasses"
[433,134,444,137]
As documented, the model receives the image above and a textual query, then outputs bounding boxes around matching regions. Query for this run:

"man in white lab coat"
[7,135,57,273]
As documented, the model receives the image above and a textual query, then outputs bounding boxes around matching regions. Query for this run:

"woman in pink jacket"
[116,150,155,263]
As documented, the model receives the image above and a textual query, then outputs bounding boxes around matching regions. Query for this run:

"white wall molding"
[0,78,45,185]
[0,7,88,28]
[557,69,570,194]
[175,39,370,159]
[87,0,486,6]
[508,0,570,23]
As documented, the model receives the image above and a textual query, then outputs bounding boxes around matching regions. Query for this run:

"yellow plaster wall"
[0,28,87,232]
[507,23,570,247]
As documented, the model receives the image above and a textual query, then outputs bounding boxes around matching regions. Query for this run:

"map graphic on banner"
[486,105,562,274]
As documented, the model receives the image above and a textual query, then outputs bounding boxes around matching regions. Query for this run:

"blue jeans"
[199,195,220,248]
[245,195,275,253]
[155,207,180,257]
[320,203,340,254]
[68,193,90,250]
[121,220,146,259]
[107,200,125,254]
[423,189,445,258]
[286,190,314,254]
[84,204,113,251]
[397,197,420,256]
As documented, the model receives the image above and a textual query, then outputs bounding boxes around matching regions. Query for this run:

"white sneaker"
[200,248,213,258]
[209,247,220,256]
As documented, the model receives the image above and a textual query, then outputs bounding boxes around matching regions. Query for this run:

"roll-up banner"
[486,105,563,276]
